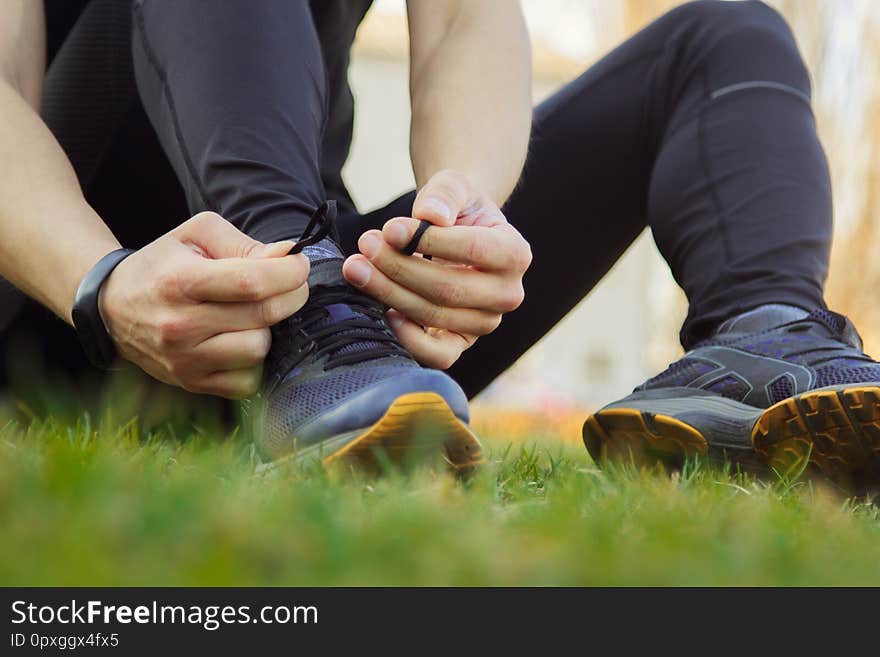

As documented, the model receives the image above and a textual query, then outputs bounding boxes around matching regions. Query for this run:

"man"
[1,1,878,482]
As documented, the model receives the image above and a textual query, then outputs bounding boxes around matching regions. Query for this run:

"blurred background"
[343,0,879,439]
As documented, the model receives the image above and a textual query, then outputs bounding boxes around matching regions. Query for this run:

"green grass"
[2,393,880,586]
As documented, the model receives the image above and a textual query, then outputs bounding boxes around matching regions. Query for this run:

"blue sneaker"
[583,305,880,484]
[254,203,482,473]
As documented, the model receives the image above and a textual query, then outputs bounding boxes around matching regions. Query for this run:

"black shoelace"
[289,200,338,254]
[268,202,409,385]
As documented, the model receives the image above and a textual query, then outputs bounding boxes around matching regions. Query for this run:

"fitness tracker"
[71,248,135,369]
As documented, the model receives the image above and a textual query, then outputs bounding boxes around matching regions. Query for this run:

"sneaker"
[582,304,880,485]
[254,202,483,473]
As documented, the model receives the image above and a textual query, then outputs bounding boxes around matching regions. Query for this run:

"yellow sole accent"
[322,392,484,474]
[582,408,707,467]
[752,386,880,483]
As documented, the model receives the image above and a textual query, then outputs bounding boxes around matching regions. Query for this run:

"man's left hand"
[342,170,532,369]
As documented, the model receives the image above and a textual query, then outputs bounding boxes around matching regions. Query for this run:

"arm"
[407,0,531,206]
[0,1,120,322]
[343,0,533,369]
[0,4,309,398]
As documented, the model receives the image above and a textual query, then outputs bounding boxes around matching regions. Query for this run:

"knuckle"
[291,255,311,284]
[378,251,402,278]
[234,269,262,300]
[242,375,260,397]
[475,314,502,336]
[368,276,393,303]
[514,240,533,272]
[157,314,190,344]
[420,304,444,328]
[499,284,525,313]
[465,238,488,265]
[169,361,195,387]
[438,168,467,190]
[485,314,503,335]
[433,349,458,370]
[435,280,465,306]
[252,330,272,360]
[191,211,223,229]
[156,270,183,300]
[259,297,282,326]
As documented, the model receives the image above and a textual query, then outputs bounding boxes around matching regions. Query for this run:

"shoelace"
[289,200,338,254]
[269,202,409,383]
[275,286,405,371]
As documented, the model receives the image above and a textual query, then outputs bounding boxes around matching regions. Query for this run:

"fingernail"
[346,259,372,287]
[423,198,451,221]
[386,221,408,247]
[359,233,381,259]
[387,313,404,329]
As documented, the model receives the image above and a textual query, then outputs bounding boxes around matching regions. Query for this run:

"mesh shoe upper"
[638,306,880,408]
[257,218,468,460]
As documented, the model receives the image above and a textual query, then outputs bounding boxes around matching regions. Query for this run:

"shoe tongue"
[294,238,401,366]
[715,304,809,335]
[714,304,864,350]
[301,238,346,288]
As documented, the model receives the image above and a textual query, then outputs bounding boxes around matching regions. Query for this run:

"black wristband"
[71,248,135,369]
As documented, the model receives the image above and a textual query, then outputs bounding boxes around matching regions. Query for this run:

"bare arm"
[407,0,531,205]
[343,1,533,369]
[0,1,120,322]
[0,5,310,398]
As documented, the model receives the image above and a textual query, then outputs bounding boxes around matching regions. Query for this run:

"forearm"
[408,1,531,205]
[0,78,120,323]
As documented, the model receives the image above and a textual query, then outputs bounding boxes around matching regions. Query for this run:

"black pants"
[4,0,831,399]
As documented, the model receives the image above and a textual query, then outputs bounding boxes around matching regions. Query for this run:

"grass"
[2,381,880,586]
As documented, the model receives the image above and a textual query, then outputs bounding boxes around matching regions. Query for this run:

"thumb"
[254,240,296,258]
[174,211,291,259]
[412,170,471,227]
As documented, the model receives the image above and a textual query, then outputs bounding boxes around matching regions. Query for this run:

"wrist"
[71,248,135,369]
[417,167,503,208]
[60,238,122,324]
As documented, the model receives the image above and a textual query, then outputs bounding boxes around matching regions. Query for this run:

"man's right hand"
[99,212,310,399]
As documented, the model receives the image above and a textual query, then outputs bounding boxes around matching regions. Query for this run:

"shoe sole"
[583,385,880,486]
[258,392,484,475]
[753,386,880,483]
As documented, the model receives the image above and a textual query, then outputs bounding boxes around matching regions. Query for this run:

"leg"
[131,0,328,243]
[352,1,828,398]
[566,4,880,485]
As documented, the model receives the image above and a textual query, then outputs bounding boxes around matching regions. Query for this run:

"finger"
[354,230,522,313]
[343,255,502,335]
[192,328,272,371]
[386,310,474,370]
[381,218,532,272]
[192,367,263,399]
[192,285,309,335]
[411,170,471,227]
[173,211,294,259]
[181,254,310,302]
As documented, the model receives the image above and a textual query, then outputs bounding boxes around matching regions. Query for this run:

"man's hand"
[100,212,310,398]
[343,170,531,369]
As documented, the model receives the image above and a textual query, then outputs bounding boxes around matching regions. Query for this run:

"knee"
[668,0,790,34]
[664,1,809,92]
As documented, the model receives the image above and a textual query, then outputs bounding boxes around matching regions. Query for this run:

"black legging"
[3,0,831,400]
